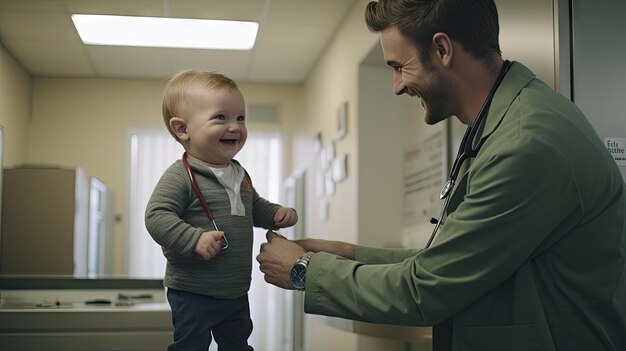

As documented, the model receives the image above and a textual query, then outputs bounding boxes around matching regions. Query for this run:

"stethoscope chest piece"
[440,179,454,199]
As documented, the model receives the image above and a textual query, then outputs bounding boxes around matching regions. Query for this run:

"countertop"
[0,276,172,351]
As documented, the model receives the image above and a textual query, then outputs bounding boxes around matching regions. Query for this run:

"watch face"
[290,263,307,290]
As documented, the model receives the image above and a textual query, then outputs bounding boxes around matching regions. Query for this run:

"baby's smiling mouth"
[220,139,237,145]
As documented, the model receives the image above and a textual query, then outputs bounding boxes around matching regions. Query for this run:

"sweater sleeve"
[145,162,205,258]
[250,184,283,230]
[236,166,282,230]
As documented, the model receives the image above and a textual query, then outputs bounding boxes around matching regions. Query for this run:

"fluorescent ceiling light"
[71,14,258,50]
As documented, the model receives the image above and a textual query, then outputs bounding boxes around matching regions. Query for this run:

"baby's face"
[184,87,247,167]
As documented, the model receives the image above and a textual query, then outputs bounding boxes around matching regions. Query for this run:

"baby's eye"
[215,114,226,120]
[237,116,246,122]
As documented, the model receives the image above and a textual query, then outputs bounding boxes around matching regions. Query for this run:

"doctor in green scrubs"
[257,0,626,350]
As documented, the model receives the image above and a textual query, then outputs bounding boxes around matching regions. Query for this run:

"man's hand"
[257,231,306,289]
[194,230,224,261]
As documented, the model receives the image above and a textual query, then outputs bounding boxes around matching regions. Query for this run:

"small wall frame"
[335,101,348,140]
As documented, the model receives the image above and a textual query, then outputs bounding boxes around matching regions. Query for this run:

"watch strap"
[296,251,314,266]
[291,252,314,291]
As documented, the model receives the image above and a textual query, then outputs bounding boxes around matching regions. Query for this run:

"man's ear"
[169,117,189,141]
[432,32,453,67]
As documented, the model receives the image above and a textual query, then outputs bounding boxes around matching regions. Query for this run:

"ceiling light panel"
[71,14,258,50]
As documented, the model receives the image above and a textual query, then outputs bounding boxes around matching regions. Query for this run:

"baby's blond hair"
[162,70,239,139]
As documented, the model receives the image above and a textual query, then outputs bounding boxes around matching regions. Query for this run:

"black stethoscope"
[182,152,229,250]
[425,60,512,248]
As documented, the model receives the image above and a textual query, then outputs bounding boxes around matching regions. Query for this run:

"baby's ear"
[169,117,189,141]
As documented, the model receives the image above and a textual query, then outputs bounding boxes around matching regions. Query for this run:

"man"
[257,0,626,350]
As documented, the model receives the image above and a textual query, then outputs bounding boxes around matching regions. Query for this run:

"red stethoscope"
[182,152,229,250]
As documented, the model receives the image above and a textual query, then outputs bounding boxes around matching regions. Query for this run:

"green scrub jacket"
[304,62,626,351]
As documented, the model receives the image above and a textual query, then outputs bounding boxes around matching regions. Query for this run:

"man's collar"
[472,61,536,146]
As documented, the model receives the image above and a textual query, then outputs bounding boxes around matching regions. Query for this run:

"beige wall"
[295,0,377,246]
[294,0,378,349]
[27,77,301,188]
[0,43,31,166]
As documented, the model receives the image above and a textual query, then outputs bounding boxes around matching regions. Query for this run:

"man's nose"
[393,76,407,95]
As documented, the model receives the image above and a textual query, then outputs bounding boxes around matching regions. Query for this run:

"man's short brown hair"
[365,0,501,63]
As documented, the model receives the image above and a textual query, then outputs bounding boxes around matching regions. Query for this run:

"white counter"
[0,276,172,351]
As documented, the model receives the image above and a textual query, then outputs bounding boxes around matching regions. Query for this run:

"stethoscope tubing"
[182,152,229,250]
[426,193,452,248]
[425,60,512,249]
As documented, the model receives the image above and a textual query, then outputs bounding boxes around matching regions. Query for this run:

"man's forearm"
[295,238,356,260]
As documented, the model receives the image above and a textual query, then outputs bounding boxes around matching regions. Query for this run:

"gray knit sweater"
[145,158,281,298]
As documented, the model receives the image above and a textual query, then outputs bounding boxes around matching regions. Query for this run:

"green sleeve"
[304,136,579,326]
[355,246,421,264]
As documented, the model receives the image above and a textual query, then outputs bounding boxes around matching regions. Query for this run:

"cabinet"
[1,166,89,275]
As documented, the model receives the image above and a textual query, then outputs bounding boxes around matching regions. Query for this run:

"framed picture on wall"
[331,154,348,183]
[324,170,335,196]
[335,101,348,140]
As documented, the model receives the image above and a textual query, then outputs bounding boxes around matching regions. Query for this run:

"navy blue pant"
[167,289,254,351]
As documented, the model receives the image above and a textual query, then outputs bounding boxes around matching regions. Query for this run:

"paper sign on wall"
[605,137,626,166]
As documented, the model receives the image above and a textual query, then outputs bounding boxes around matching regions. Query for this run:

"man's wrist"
[289,252,314,291]
[338,242,356,260]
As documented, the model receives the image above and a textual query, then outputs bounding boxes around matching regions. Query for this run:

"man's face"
[380,26,453,125]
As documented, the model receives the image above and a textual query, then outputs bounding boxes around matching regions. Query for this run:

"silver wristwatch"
[289,252,314,291]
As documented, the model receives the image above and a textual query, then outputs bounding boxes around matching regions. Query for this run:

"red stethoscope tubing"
[182,152,229,249]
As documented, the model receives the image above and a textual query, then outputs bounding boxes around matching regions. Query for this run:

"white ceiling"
[0,0,358,83]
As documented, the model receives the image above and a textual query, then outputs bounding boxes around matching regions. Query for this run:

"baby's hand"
[194,230,224,261]
[274,207,298,228]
